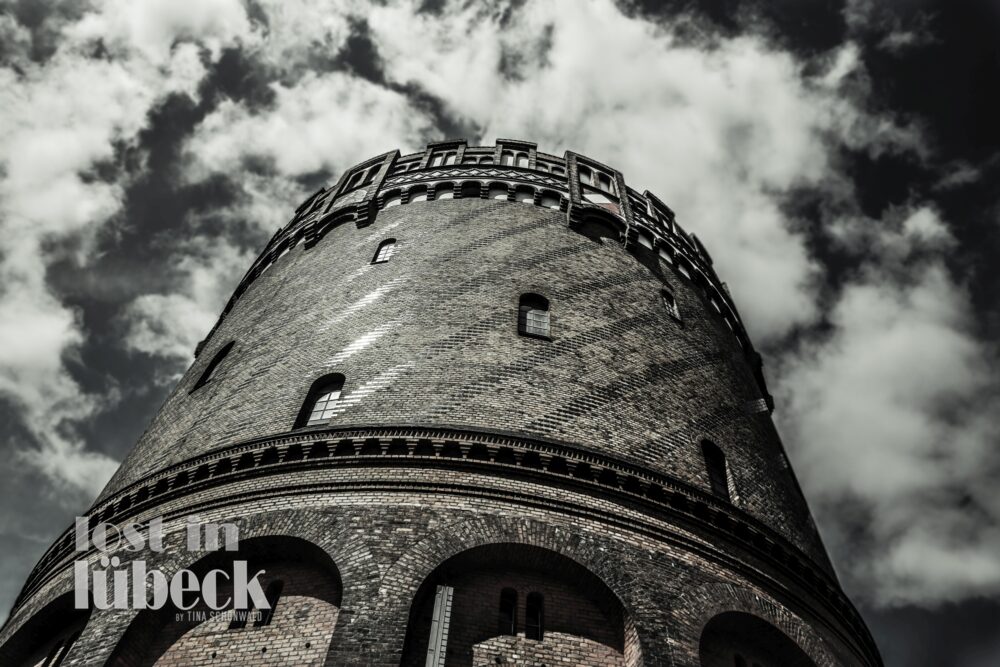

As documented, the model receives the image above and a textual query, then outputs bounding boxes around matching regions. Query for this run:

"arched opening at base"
[400,543,641,667]
[107,536,342,667]
[0,593,90,666]
[699,611,817,667]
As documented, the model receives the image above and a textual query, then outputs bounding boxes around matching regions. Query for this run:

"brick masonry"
[0,142,881,667]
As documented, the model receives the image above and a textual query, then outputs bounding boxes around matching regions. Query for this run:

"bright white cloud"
[0,0,995,615]
[776,209,1000,604]
[67,0,253,64]
[0,0,253,496]
[362,0,920,341]
[188,70,431,179]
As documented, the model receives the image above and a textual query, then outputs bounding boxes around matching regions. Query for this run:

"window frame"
[295,374,347,429]
[372,238,397,264]
[525,591,544,641]
[702,440,731,502]
[498,588,517,636]
[518,293,552,341]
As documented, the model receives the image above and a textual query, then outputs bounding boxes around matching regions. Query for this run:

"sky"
[0,0,998,663]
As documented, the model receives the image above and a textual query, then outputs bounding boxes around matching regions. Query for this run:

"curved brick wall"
[0,140,881,667]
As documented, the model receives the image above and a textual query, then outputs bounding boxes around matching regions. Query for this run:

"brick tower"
[0,140,881,666]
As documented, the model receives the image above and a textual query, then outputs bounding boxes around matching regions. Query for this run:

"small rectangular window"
[662,289,681,321]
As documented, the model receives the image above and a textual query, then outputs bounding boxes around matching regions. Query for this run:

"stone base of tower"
[0,447,877,667]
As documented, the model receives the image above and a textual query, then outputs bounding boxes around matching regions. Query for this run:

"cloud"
[0,0,253,496]
[777,207,1000,605]
[188,70,431,180]
[1,0,996,621]
[123,238,254,370]
[67,0,253,65]
[362,0,922,341]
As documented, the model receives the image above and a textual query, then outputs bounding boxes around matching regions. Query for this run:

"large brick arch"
[678,582,840,667]
[373,514,668,666]
[34,508,379,667]
[0,591,91,666]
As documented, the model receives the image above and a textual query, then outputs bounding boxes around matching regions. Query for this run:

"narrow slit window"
[518,294,551,339]
[702,440,730,502]
[525,592,544,640]
[372,238,397,264]
[296,374,346,428]
[254,580,284,627]
[192,341,234,392]
[498,588,517,636]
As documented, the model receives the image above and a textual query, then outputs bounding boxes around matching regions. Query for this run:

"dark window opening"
[578,217,619,244]
[702,440,730,502]
[525,592,544,640]
[191,341,234,392]
[498,588,517,636]
[461,181,482,199]
[518,294,551,339]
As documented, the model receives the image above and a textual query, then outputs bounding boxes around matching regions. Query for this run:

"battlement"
[198,140,771,408]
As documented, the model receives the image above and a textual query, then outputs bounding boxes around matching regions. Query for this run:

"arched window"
[435,182,455,200]
[372,238,396,264]
[702,440,730,502]
[501,150,515,166]
[408,185,428,203]
[191,341,234,392]
[518,294,551,339]
[488,182,509,200]
[382,191,402,208]
[254,580,284,627]
[525,592,544,640]
[295,374,346,428]
[461,181,482,199]
[661,288,681,321]
[514,186,535,204]
[498,588,517,636]
[539,190,561,209]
